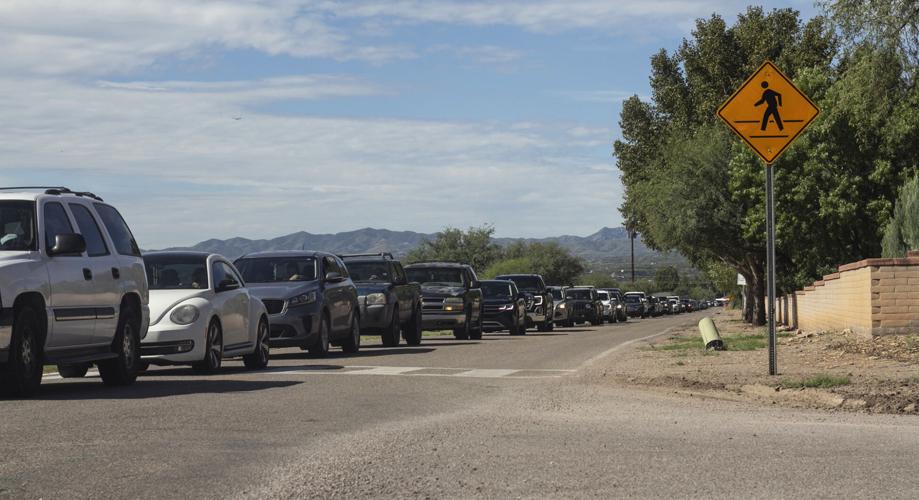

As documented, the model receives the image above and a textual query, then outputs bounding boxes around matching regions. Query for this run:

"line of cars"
[0,187,715,397]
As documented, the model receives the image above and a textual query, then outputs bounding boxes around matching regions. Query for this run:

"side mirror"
[325,272,344,283]
[216,278,241,292]
[48,233,86,256]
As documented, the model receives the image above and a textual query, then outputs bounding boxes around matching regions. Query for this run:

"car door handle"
[83,268,93,280]
[111,267,120,279]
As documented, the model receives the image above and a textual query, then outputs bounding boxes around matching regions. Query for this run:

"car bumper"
[525,306,548,326]
[553,307,570,322]
[141,319,208,364]
[421,310,465,330]
[359,302,392,334]
[266,303,320,348]
[0,306,12,363]
[569,310,596,322]
[482,311,515,331]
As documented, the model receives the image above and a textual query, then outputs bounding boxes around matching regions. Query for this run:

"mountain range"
[162,227,688,275]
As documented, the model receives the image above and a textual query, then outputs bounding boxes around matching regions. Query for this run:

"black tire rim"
[208,322,222,368]
[122,322,136,371]
[20,327,35,374]
[257,321,270,364]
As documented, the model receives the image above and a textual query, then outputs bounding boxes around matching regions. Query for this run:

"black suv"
[340,253,423,347]
[563,286,603,326]
[480,280,527,335]
[494,274,554,331]
[235,251,360,357]
[404,262,483,340]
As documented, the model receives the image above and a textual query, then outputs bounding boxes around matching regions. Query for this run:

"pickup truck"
[340,253,423,346]
[404,262,483,340]
[494,274,554,331]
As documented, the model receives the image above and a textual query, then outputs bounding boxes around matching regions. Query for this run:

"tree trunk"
[750,270,766,326]
[741,273,754,323]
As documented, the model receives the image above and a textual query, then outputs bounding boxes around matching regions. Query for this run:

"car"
[597,289,616,322]
[647,296,665,317]
[235,251,361,357]
[479,280,527,335]
[681,298,695,313]
[494,274,554,331]
[623,292,647,318]
[0,187,149,396]
[141,252,270,372]
[604,288,629,322]
[667,296,683,313]
[340,253,423,347]
[562,286,603,327]
[547,286,571,327]
[404,262,483,340]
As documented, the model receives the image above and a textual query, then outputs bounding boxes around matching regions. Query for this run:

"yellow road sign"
[717,61,819,164]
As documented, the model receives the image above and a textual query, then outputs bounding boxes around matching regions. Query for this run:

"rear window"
[624,295,641,303]
[94,204,141,256]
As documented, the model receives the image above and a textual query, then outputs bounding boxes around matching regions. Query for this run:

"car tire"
[58,363,90,378]
[469,313,483,340]
[381,307,400,347]
[453,311,471,340]
[243,318,270,370]
[98,305,140,386]
[403,304,423,346]
[1,305,43,397]
[193,319,223,373]
[341,314,361,354]
[309,314,331,357]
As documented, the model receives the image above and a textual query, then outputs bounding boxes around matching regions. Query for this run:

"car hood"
[245,281,319,300]
[420,285,465,298]
[149,289,211,326]
[355,283,390,296]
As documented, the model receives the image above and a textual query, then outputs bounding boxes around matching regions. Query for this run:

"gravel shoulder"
[591,309,919,414]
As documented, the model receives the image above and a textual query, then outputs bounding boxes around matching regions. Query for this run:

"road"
[2,313,919,499]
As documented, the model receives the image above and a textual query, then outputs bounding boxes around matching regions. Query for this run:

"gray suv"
[235,251,360,357]
[0,187,149,396]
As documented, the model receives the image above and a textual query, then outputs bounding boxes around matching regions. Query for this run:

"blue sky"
[0,0,816,248]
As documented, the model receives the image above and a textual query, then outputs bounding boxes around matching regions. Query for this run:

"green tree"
[654,266,681,291]
[882,175,919,256]
[499,241,585,285]
[404,225,502,272]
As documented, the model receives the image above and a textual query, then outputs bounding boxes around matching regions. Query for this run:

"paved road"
[2,313,918,499]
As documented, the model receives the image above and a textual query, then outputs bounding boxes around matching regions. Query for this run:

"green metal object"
[698,317,725,350]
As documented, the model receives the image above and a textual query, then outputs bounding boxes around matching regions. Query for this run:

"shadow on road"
[25,378,302,401]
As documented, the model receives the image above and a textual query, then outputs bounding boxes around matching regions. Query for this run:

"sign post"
[717,61,819,375]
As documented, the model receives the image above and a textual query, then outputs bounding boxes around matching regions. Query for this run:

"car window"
[499,276,543,291]
[93,203,141,256]
[346,261,390,282]
[69,204,109,257]
[405,268,465,287]
[0,201,36,252]
[393,262,407,283]
[597,291,610,300]
[335,257,349,278]
[236,257,317,283]
[145,254,209,290]
[43,202,75,253]
[213,261,239,288]
[481,281,515,298]
[565,289,591,300]
[324,256,341,276]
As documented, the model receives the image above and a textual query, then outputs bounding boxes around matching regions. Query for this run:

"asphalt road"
[2,313,919,499]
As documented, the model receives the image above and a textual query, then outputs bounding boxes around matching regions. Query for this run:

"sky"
[0,0,817,248]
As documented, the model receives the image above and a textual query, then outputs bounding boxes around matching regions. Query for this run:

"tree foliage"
[404,225,502,271]
[614,4,919,324]
[654,266,681,291]
[882,175,919,256]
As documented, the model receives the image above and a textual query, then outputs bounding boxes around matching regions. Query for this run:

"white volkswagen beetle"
[141,251,270,372]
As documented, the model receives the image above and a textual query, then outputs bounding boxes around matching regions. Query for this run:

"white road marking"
[454,369,518,378]
[262,365,573,379]
[346,366,422,376]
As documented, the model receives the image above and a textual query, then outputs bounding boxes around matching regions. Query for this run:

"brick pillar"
[790,293,798,329]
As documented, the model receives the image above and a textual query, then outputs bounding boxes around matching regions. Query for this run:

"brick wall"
[783,251,919,337]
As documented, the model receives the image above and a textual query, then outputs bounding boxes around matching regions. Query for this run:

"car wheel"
[1,305,43,397]
[58,363,90,378]
[309,314,331,357]
[381,307,400,347]
[243,318,270,370]
[469,313,483,340]
[453,311,471,340]
[341,314,361,354]
[193,319,223,373]
[98,305,140,386]
[403,304,423,346]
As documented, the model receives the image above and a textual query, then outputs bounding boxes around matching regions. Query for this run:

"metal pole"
[766,164,777,375]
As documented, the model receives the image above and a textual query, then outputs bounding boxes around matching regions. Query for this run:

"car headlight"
[170,304,199,325]
[534,295,544,305]
[443,297,464,311]
[365,293,387,305]
[288,291,317,307]
[558,303,566,309]
[498,304,514,311]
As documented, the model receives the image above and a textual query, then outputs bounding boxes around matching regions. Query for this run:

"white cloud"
[0,76,621,247]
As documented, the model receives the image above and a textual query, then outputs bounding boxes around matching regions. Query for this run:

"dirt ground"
[598,309,919,414]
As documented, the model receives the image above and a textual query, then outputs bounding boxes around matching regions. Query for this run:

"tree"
[882,175,919,257]
[404,225,502,271]
[499,241,585,285]
[654,266,680,292]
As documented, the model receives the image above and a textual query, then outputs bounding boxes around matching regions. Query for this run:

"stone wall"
[781,251,919,337]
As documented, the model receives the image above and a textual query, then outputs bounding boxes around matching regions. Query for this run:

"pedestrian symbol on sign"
[755,81,783,131]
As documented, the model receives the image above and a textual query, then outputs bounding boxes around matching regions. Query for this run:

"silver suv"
[0,187,149,396]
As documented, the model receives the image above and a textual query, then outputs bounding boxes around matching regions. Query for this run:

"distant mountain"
[160,226,688,274]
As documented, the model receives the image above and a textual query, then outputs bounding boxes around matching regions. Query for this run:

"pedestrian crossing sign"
[717,61,819,164]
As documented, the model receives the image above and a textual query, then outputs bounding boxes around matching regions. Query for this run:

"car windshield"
[624,295,641,303]
[0,201,36,251]
[346,261,391,282]
[405,268,465,287]
[235,257,317,283]
[482,281,514,298]
[501,276,542,291]
[145,254,209,290]
[566,289,592,300]
[549,288,564,300]
[597,291,610,300]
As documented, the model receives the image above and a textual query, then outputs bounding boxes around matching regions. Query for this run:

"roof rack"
[0,186,103,201]
[338,252,394,260]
